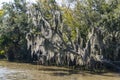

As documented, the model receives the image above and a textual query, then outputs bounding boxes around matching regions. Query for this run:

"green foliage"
[0,0,29,61]
[0,0,119,64]
[0,10,4,17]
[0,50,5,55]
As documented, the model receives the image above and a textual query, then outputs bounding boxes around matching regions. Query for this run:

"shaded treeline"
[0,0,120,71]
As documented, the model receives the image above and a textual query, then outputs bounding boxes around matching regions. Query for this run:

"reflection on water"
[0,66,33,80]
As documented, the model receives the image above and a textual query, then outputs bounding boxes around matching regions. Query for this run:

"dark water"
[0,66,34,80]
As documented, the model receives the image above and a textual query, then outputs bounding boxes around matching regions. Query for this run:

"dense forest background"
[0,0,120,72]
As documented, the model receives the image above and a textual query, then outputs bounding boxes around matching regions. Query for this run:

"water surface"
[0,66,33,80]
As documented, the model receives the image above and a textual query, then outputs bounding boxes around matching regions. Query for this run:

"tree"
[0,0,29,61]
[25,0,120,70]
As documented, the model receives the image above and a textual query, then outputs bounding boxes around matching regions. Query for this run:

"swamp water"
[0,66,34,80]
